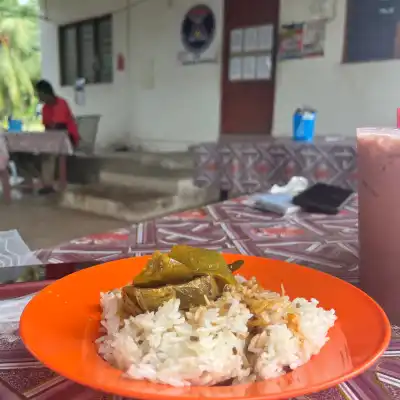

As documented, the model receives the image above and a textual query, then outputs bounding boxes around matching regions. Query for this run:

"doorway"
[220,0,280,135]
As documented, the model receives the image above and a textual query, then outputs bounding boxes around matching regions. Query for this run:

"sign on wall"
[279,20,326,60]
[181,4,215,54]
[179,4,217,65]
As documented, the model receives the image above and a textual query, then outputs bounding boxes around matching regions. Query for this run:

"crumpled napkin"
[269,176,308,196]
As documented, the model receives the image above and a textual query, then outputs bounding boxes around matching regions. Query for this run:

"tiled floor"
[0,196,125,250]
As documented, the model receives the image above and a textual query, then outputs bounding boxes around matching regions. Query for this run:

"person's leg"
[39,154,56,194]
[11,153,40,180]
[11,153,41,194]
[58,155,67,191]
[0,169,11,203]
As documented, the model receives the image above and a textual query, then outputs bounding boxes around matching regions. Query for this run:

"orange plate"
[20,255,391,400]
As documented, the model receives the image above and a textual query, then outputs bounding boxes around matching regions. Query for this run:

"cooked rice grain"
[97,280,336,386]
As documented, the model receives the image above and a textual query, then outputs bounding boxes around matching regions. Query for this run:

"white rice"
[96,281,336,387]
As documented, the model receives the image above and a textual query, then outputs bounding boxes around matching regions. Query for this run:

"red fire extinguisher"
[117,53,125,71]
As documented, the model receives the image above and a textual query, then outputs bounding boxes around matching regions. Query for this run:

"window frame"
[58,14,113,86]
[342,0,400,64]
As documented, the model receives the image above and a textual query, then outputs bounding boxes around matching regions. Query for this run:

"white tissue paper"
[247,177,309,215]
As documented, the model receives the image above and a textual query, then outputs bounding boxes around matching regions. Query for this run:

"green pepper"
[169,245,236,287]
[123,275,220,313]
[133,251,195,288]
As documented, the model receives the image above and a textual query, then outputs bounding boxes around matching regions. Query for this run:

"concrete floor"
[0,196,125,250]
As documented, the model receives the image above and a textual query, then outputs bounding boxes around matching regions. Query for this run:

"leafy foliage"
[0,0,40,118]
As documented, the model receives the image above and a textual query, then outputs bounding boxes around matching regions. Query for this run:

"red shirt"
[42,97,80,145]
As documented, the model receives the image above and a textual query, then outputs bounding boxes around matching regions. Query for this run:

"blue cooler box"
[293,111,316,142]
[8,119,23,132]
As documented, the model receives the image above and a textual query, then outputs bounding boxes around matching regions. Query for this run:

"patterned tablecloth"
[0,131,73,202]
[3,131,73,156]
[0,135,8,171]
[1,196,399,399]
[192,137,357,195]
[0,131,73,171]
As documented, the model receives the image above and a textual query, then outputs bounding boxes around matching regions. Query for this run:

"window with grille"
[344,0,400,63]
[59,15,113,85]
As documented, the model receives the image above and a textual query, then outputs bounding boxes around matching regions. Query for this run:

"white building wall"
[128,0,223,151]
[39,0,223,151]
[274,0,400,136]
[39,0,400,150]
[39,0,130,149]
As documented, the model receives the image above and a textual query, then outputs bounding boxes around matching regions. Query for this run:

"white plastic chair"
[75,115,101,154]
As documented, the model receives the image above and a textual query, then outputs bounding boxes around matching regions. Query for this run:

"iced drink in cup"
[358,127,400,324]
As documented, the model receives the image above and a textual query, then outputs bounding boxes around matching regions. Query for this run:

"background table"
[0,131,73,203]
[192,137,357,200]
[1,196,398,399]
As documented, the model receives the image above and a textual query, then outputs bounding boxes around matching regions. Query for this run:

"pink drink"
[358,128,400,324]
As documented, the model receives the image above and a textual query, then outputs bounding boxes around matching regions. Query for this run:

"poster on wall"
[229,57,242,81]
[244,27,258,52]
[257,24,274,51]
[278,23,304,60]
[242,56,256,80]
[230,29,243,53]
[278,20,326,60]
[256,55,272,79]
[302,20,326,57]
[180,4,216,65]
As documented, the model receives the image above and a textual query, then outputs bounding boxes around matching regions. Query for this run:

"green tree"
[0,0,40,118]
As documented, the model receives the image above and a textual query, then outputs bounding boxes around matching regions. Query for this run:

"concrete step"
[68,151,196,194]
[99,159,199,197]
[60,184,215,222]
[100,159,193,177]
[62,149,212,221]
[95,150,194,170]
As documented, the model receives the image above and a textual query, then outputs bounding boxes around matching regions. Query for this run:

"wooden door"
[221,0,279,135]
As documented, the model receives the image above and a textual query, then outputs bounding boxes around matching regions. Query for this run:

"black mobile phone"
[292,183,354,215]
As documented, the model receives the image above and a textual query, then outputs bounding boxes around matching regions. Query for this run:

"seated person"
[38,80,80,147]
[15,80,80,195]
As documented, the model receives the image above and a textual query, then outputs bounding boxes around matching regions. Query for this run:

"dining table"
[192,136,357,200]
[0,194,398,400]
[0,131,73,203]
